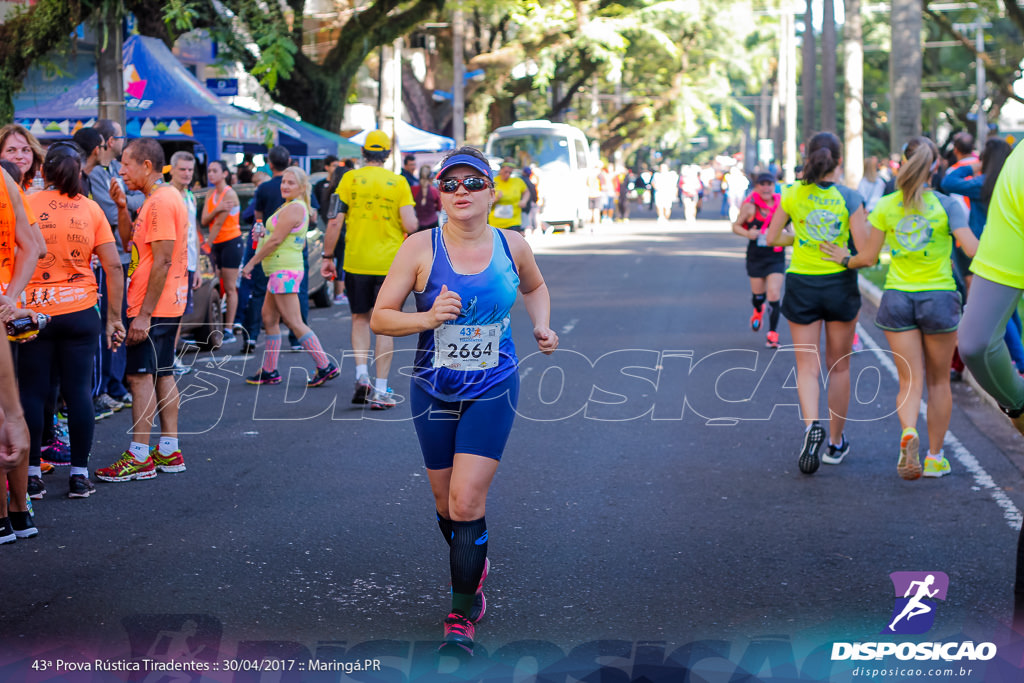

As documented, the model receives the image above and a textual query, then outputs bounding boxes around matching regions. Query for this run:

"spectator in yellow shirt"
[488,159,529,232]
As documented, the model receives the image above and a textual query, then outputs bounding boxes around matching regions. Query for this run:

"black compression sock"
[768,300,781,332]
[752,293,767,312]
[437,511,453,547]
[450,517,488,616]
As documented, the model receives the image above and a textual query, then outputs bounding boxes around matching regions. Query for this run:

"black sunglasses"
[438,176,490,193]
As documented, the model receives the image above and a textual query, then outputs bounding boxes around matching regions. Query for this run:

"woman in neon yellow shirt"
[821,137,977,480]
[488,159,529,231]
[764,131,868,475]
[241,167,338,388]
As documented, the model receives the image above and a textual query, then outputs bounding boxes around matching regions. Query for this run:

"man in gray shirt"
[90,119,143,407]
[91,120,144,264]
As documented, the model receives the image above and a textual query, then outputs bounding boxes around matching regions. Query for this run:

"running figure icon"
[888,574,939,632]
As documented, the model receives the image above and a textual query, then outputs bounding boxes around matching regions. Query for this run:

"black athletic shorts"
[125,316,181,377]
[781,270,861,325]
[212,236,245,270]
[746,251,786,279]
[345,273,387,315]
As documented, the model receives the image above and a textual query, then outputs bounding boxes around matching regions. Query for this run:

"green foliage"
[461,0,764,159]
[250,25,298,91]
[162,0,199,33]
[0,0,85,123]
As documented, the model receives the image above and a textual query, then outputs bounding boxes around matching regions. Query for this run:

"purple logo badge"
[883,571,949,635]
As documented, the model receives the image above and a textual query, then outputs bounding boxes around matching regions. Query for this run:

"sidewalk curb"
[857,275,1004,415]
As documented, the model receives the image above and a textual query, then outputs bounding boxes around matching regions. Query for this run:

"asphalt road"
[4,200,1024,682]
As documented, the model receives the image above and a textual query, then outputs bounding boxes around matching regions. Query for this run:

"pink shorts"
[267,269,303,294]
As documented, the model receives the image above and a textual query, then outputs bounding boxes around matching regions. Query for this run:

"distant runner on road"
[732,172,785,349]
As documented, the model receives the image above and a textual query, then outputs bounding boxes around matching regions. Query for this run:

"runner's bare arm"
[764,203,789,247]
[400,205,418,235]
[0,336,28,469]
[510,233,557,355]
[819,221,884,269]
[371,234,455,336]
[96,242,126,349]
[731,203,756,238]
[110,180,134,250]
[2,171,45,317]
[952,226,979,259]
[321,206,346,280]
[241,203,302,277]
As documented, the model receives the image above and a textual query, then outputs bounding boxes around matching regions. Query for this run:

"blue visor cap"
[438,154,493,181]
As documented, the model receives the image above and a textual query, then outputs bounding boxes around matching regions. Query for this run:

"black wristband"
[841,255,851,268]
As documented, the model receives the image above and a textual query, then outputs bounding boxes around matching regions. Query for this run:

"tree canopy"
[2,0,1022,163]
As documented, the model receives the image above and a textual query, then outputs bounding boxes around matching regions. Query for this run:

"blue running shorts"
[411,372,520,470]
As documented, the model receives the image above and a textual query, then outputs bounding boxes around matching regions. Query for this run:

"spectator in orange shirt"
[21,142,125,503]
[0,164,45,543]
[94,139,189,484]
[201,159,243,343]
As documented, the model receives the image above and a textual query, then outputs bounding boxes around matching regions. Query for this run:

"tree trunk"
[820,0,837,131]
[843,0,864,187]
[96,4,125,127]
[889,0,923,152]
[801,0,816,143]
[402,61,435,131]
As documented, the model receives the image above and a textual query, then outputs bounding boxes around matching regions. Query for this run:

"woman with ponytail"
[20,142,126,504]
[764,131,868,475]
[821,136,976,480]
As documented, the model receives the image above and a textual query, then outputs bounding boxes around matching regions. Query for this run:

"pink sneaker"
[469,558,489,623]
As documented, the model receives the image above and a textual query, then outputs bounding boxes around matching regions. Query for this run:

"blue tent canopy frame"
[237,108,362,159]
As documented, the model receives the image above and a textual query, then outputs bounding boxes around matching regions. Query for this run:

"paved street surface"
[4,199,1024,682]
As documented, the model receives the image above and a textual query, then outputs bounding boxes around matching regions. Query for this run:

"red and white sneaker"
[766,331,780,348]
[151,447,186,473]
[95,452,157,482]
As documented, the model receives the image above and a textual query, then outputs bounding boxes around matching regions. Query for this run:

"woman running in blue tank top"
[371,146,558,656]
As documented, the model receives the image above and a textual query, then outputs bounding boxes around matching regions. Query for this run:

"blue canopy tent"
[17,35,272,159]
[348,120,455,152]
[238,108,362,160]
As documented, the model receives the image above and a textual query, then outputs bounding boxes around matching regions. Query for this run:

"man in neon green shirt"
[322,130,417,409]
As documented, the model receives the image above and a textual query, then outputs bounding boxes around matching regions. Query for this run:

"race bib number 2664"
[433,323,501,370]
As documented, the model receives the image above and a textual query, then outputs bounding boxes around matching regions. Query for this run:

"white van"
[485,120,596,231]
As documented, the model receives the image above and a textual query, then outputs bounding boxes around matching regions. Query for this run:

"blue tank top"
[414,227,520,400]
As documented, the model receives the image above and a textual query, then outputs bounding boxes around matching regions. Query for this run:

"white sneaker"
[368,387,396,410]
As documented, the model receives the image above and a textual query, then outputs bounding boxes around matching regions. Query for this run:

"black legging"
[18,307,102,469]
